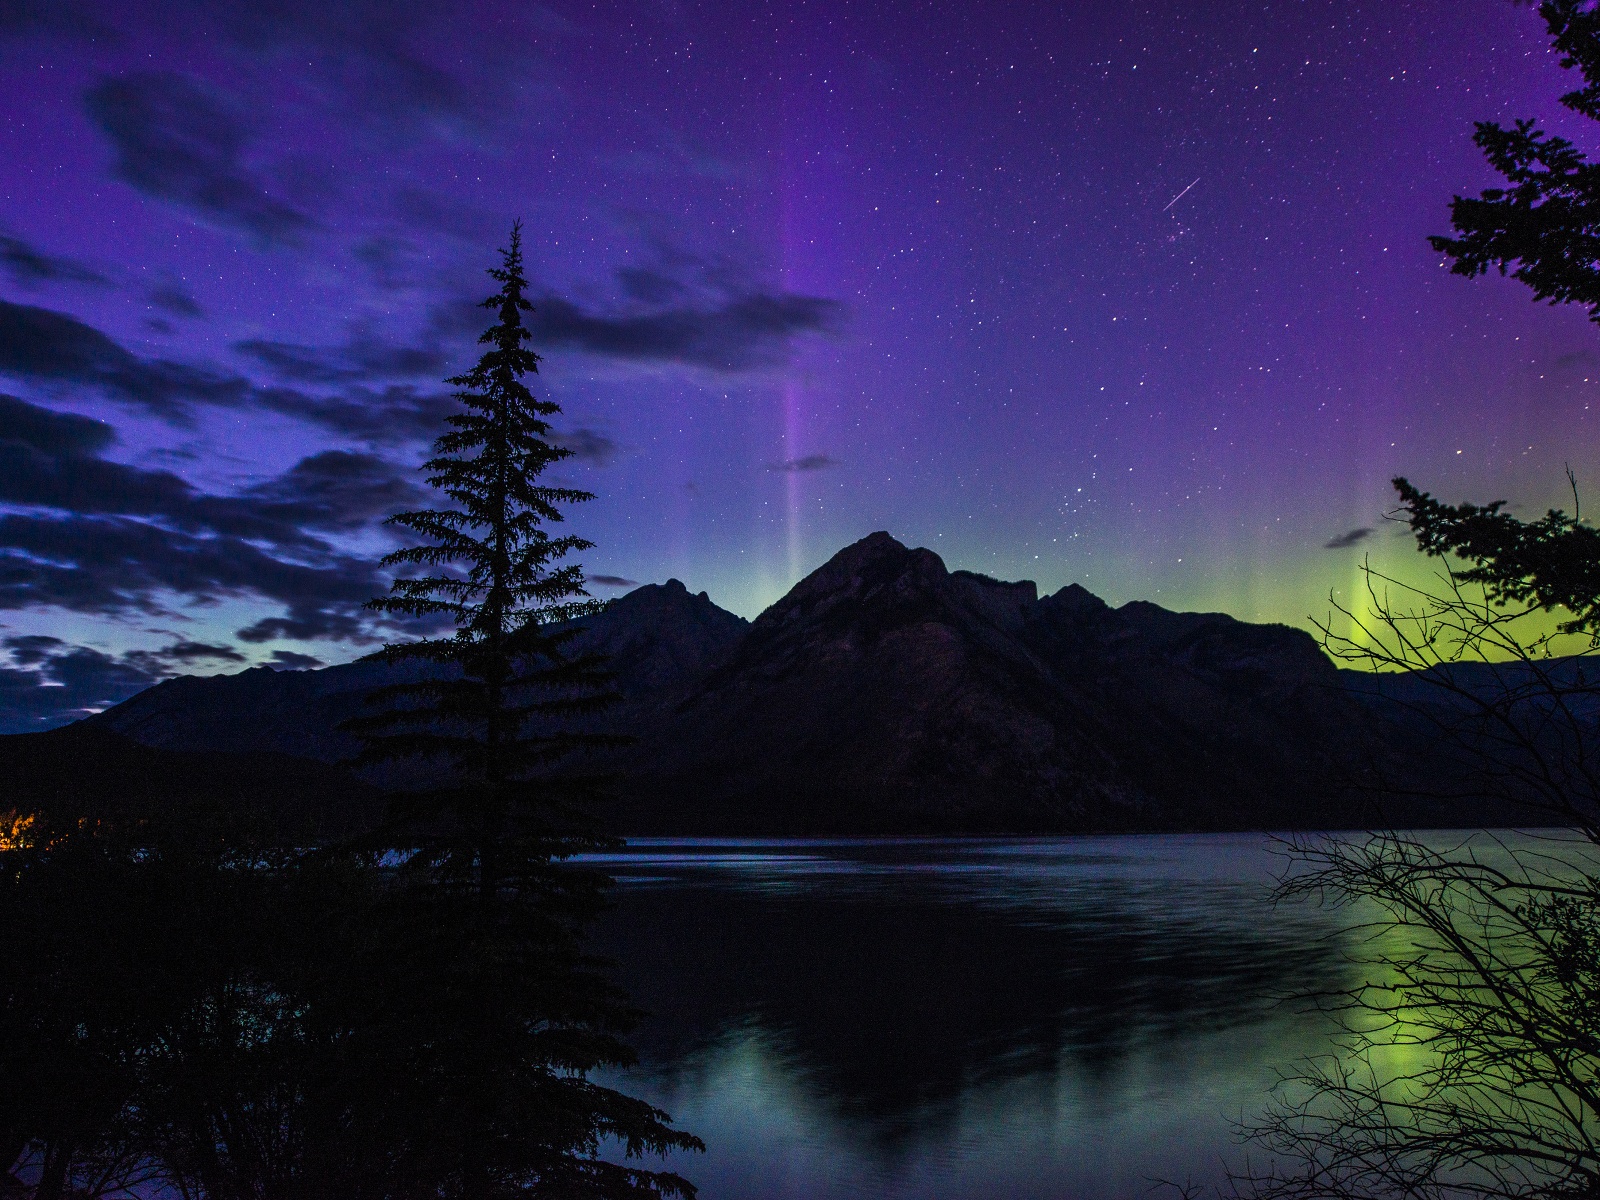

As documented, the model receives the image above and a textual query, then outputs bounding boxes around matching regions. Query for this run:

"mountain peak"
[752,532,947,631]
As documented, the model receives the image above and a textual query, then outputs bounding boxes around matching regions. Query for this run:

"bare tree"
[1238,495,1600,1200]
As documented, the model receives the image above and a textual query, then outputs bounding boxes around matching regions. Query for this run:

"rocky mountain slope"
[599,532,1369,831]
[81,532,1445,833]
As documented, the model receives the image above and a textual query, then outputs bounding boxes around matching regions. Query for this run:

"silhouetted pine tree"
[343,223,701,1199]
[1431,1,1600,319]
[350,220,619,898]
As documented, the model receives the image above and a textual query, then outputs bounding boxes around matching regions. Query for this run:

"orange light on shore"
[0,809,37,852]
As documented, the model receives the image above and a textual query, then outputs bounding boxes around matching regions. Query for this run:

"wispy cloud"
[0,394,423,644]
[0,234,108,288]
[555,428,618,466]
[85,71,311,244]
[769,454,837,473]
[0,633,249,732]
[530,290,842,372]
[1323,527,1373,550]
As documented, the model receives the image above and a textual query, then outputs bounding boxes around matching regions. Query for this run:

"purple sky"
[0,0,1595,728]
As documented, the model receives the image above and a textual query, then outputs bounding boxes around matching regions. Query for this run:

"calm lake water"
[584,834,1363,1200]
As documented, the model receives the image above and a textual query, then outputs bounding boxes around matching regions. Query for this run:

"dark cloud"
[149,640,247,664]
[84,71,311,244]
[353,235,424,290]
[3,634,66,667]
[0,512,378,641]
[0,298,250,420]
[270,649,324,669]
[214,3,475,124]
[148,281,203,319]
[0,639,157,731]
[255,383,457,444]
[555,428,618,466]
[0,278,833,448]
[0,299,456,442]
[588,575,638,588]
[529,290,843,371]
[0,396,423,644]
[616,266,687,305]
[236,333,450,384]
[0,0,110,39]
[0,398,416,544]
[391,187,503,243]
[242,449,427,531]
[1324,527,1374,550]
[0,392,115,458]
[0,634,251,732]
[769,454,838,473]
[0,234,108,288]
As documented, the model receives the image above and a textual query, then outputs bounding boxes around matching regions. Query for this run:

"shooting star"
[1163,178,1200,211]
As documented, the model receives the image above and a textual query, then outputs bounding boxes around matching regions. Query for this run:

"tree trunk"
[35,1139,71,1200]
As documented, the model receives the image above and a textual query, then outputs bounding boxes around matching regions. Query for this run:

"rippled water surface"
[584,835,1362,1200]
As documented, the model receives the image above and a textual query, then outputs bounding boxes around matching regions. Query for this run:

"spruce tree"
[352,220,617,897]
[1431,1,1600,319]
[345,223,701,1198]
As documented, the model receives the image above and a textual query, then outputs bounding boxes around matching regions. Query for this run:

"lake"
[585,834,1362,1200]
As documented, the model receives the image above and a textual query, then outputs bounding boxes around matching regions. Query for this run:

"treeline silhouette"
[2,789,692,1199]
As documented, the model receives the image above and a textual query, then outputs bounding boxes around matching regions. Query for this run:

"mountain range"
[41,530,1496,835]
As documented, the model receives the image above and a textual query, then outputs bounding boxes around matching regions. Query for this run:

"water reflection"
[586,836,1360,1199]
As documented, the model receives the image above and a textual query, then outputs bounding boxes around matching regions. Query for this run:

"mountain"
[91,578,747,767]
[600,532,1371,832]
[76,531,1422,833]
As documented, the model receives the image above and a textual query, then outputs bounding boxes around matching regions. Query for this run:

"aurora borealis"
[0,0,1595,728]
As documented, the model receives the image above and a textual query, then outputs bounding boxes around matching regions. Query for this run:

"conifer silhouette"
[349,221,620,898]
[343,224,700,1197]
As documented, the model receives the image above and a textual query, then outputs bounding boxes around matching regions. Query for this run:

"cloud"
[0,638,159,731]
[147,640,247,664]
[270,649,324,669]
[353,235,426,290]
[0,392,115,458]
[148,280,203,319]
[529,290,843,371]
[0,298,251,420]
[214,3,473,124]
[84,71,311,244]
[555,428,618,466]
[255,383,457,443]
[0,234,108,288]
[769,454,838,473]
[588,575,637,588]
[0,275,832,448]
[0,299,457,442]
[0,512,379,641]
[0,397,419,544]
[183,0,574,147]
[0,634,250,733]
[236,333,450,384]
[1324,527,1374,549]
[242,449,427,531]
[0,396,422,643]
[0,0,109,39]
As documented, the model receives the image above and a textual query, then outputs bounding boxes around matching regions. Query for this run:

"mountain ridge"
[71,530,1410,833]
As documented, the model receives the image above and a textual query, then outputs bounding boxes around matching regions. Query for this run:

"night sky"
[0,0,1593,729]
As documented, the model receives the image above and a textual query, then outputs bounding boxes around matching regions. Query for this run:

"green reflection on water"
[591,834,1361,1200]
